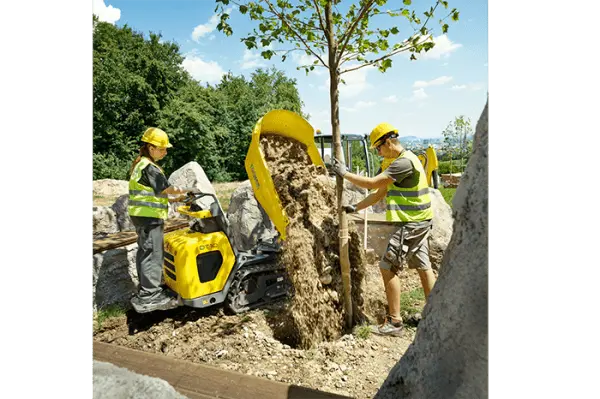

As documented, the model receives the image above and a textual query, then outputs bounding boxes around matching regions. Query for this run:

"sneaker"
[130,291,180,314]
[370,316,404,337]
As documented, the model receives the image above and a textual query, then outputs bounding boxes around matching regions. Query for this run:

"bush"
[93,152,132,180]
[438,159,467,174]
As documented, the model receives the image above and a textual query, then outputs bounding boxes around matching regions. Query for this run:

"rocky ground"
[93,262,427,399]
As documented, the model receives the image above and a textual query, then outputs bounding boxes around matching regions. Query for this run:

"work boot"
[130,291,180,314]
[370,316,404,337]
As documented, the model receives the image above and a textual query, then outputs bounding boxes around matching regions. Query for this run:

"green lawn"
[438,186,456,207]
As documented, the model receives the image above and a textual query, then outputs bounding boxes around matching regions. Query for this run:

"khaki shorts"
[379,220,433,275]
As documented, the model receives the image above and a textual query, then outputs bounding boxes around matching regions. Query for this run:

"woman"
[127,127,195,313]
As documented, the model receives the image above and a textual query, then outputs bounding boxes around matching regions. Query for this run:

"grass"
[354,323,372,340]
[400,288,426,317]
[438,186,456,208]
[95,304,126,330]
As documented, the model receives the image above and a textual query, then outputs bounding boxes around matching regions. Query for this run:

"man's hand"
[331,158,348,178]
[343,204,357,214]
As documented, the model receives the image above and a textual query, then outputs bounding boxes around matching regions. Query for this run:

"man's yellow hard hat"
[370,122,398,148]
[141,127,173,148]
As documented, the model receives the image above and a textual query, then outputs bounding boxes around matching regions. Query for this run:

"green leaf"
[442,1,449,8]
[442,23,449,34]
[410,54,417,61]
[452,11,460,21]
[402,9,410,17]
[239,5,248,14]
[379,58,392,72]
[403,0,412,5]
[390,27,399,34]
[261,50,274,60]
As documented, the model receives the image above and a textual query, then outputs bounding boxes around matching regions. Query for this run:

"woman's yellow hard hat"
[141,127,173,148]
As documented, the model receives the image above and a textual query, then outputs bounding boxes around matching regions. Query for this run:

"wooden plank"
[93,342,353,399]
[93,218,190,254]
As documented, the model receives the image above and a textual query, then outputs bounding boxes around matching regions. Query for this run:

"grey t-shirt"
[378,151,420,188]
[130,163,170,226]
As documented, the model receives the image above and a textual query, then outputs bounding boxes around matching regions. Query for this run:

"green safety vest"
[383,150,433,223]
[128,157,169,220]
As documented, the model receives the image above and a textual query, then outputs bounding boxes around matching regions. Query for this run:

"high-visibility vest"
[128,157,169,220]
[382,150,433,223]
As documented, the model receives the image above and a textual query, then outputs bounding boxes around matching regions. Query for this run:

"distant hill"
[399,135,419,141]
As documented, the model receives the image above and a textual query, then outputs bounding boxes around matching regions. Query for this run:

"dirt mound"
[260,135,367,349]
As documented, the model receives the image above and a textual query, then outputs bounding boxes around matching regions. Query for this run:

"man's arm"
[344,172,393,191]
[331,158,393,190]
[354,187,388,211]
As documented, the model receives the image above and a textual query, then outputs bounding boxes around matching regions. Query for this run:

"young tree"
[215,0,459,327]
[441,115,473,173]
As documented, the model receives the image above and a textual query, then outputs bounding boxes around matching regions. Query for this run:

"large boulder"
[429,189,453,269]
[93,206,119,236]
[227,180,277,252]
[375,99,488,399]
[93,361,185,399]
[111,195,135,232]
[93,244,138,312]
[93,179,128,198]
[168,161,216,211]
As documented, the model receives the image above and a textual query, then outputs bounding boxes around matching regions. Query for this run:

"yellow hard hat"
[370,122,398,148]
[141,127,172,148]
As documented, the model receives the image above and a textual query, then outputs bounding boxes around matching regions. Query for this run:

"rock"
[93,361,186,399]
[111,195,135,232]
[215,349,228,358]
[375,99,488,399]
[93,206,119,236]
[93,243,138,311]
[227,180,278,251]
[168,161,217,211]
[93,179,129,198]
[428,189,453,270]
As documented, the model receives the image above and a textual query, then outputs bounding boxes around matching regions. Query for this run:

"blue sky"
[93,0,488,138]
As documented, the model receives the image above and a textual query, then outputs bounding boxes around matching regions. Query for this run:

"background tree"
[93,17,304,181]
[441,115,473,173]
[215,0,460,327]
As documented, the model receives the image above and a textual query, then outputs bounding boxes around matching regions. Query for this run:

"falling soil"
[259,135,367,349]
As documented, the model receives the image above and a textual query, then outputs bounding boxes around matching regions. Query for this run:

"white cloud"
[383,95,398,103]
[410,88,428,102]
[417,34,462,60]
[92,0,121,24]
[182,55,226,84]
[323,64,375,98]
[413,76,453,88]
[192,8,232,42]
[241,49,267,70]
[292,51,326,75]
[341,101,375,113]
[450,83,484,91]
[442,62,449,66]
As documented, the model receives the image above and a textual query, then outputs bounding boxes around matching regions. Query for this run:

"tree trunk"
[325,0,352,328]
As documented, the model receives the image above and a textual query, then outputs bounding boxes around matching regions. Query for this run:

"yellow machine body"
[417,145,439,187]
[162,205,236,304]
[245,109,325,240]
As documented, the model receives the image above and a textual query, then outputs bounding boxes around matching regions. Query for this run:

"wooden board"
[93,342,353,399]
[93,218,190,254]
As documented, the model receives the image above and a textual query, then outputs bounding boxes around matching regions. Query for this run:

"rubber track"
[226,262,290,313]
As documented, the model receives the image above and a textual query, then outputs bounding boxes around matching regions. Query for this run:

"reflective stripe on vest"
[383,150,433,223]
[128,157,169,220]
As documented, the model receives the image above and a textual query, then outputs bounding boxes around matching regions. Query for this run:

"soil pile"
[260,135,367,349]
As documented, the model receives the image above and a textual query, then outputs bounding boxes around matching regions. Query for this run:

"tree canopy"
[93,16,304,181]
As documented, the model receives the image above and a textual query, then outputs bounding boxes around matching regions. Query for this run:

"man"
[332,122,436,337]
